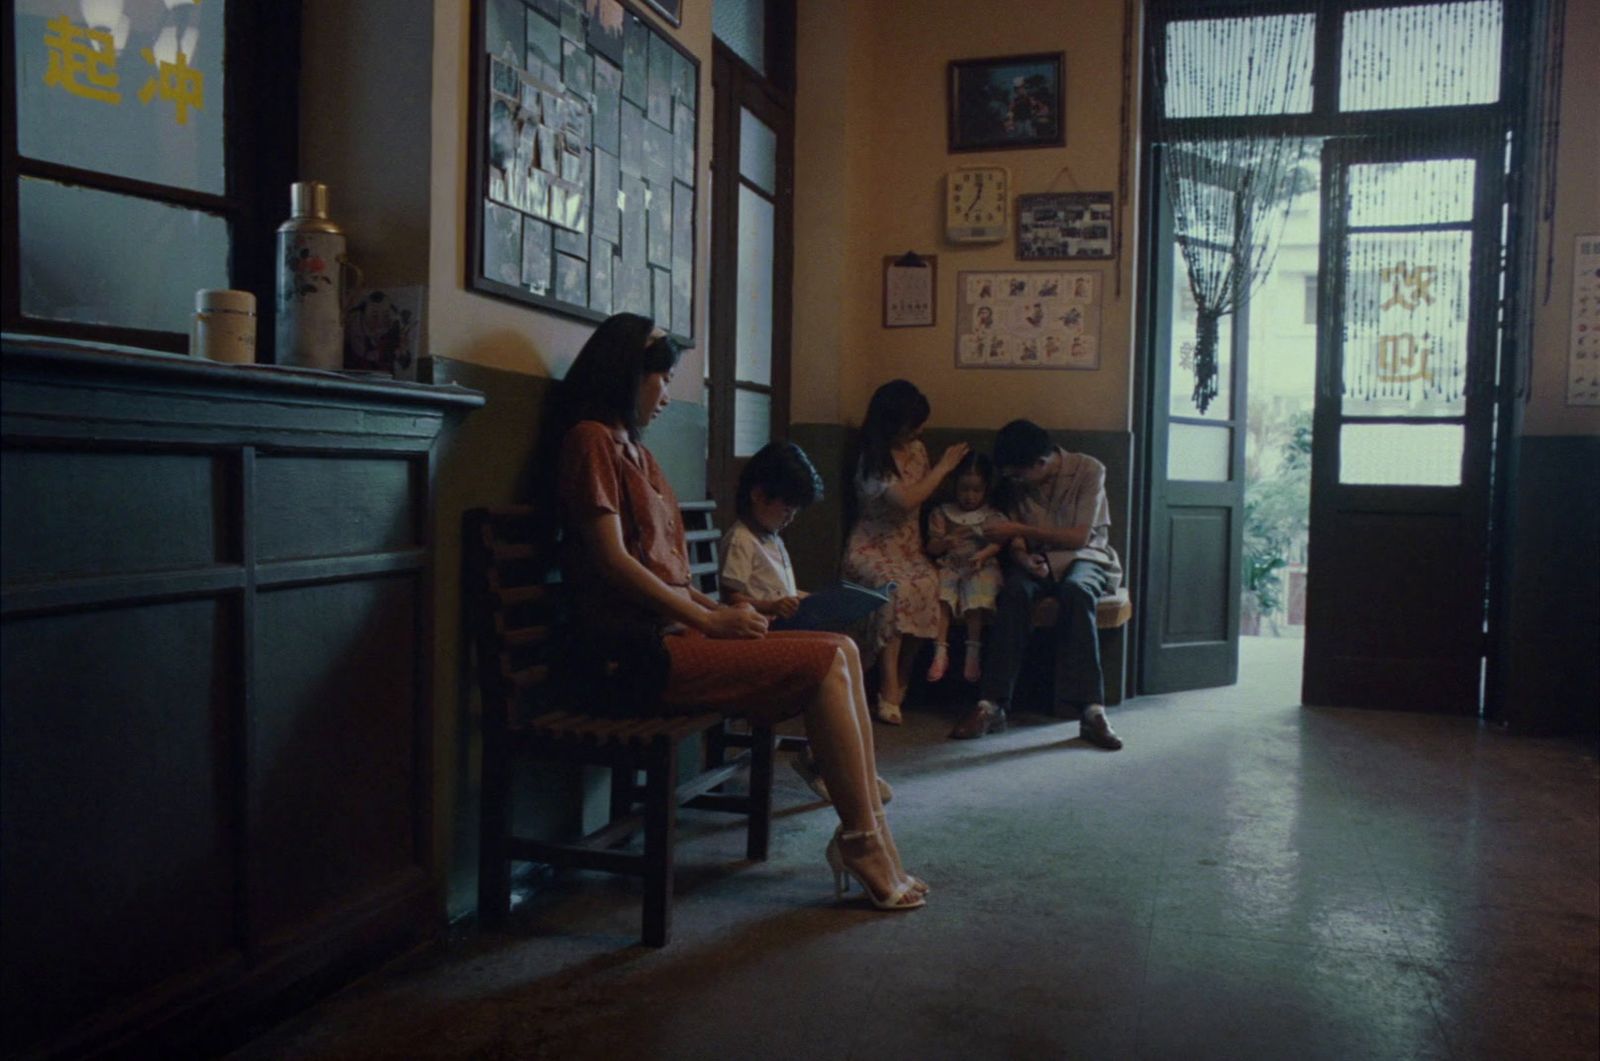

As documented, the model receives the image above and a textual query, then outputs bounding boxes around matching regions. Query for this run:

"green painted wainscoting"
[421,357,708,921]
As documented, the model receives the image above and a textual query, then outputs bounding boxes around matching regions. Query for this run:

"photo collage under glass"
[477,0,697,338]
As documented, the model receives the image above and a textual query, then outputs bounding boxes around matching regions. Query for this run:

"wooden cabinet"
[0,338,482,1057]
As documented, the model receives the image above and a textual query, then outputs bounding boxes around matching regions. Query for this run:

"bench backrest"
[463,506,564,729]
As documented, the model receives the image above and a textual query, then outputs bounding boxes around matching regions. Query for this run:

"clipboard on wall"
[883,251,937,328]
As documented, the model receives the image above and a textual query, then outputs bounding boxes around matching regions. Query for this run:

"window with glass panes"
[4,2,295,354]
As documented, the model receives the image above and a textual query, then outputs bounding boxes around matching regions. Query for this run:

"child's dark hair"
[952,450,995,492]
[856,379,931,483]
[737,441,824,520]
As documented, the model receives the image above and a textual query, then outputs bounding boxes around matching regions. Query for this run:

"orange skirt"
[660,628,848,723]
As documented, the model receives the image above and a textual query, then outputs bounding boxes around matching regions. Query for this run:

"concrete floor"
[234,639,1600,1060]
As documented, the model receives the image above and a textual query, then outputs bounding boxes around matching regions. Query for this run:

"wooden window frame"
[707,0,795,517]
[1,4,300,358]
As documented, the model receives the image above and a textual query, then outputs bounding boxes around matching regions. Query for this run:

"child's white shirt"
[719,520,797,601]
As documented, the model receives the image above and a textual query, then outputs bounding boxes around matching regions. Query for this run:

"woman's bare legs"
[834,637,927,894]
[804,647,912,902]
[876,634,905,721]
[897,636,919,694]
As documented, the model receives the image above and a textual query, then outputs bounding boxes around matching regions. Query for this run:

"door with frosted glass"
[1303,138,1498,711]
[1140,175,1247,694]
[708,42,791,518]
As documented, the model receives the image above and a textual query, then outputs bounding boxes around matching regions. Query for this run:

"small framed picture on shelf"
[1017,192,1115,260]
[642,0,682,27]
[947,52,1064,153]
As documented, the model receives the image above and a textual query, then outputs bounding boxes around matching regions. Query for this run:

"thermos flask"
[275,181,356,369]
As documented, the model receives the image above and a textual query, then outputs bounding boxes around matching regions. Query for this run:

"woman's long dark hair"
[531,313,681,541]
[559,312,682,442]
[855,379,930,484]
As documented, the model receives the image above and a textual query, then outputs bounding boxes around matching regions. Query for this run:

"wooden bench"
[1031,587,1133,706]
[467,504,775,947]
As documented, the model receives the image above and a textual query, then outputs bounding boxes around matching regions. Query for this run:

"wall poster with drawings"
[955,269,1103,370]
[468,0,699,343]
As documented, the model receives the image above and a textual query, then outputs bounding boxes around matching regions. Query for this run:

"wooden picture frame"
[641,0,683,27]
[947,52,1064,153]
[466,0,700,342]
[1017,192,1115,260]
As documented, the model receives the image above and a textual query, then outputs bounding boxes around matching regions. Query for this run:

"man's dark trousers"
[981,559,1108,711]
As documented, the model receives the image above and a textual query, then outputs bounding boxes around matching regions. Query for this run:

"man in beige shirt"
[948,419,1124,749]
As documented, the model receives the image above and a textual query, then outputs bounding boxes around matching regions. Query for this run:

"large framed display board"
[467,0,699,343]
[955,269,1103,370]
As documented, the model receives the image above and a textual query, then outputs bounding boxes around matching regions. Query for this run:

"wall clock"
[946,165,1009,243]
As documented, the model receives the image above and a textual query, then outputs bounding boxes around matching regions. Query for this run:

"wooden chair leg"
[746,722,774,861]
[641,734,678,947]
[610,754,635,823]
[477,737,511,928]
[705,719,729,768]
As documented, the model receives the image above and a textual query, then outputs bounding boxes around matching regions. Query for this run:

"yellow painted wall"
[1524,0,1600,437]
[425,0,714,407]
[299,1,433,291]
[794,0,1139,433]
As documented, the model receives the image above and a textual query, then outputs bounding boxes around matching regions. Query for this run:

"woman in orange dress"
[554,313,925,911]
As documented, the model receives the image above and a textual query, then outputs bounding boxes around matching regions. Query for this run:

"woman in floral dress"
[844,380,970,723]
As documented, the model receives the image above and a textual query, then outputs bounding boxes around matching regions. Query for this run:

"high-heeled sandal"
[963,639,982,683]
[825,827,925,910]
[926,642,949,682]
[874,697,903,725]
[873,812,928,895]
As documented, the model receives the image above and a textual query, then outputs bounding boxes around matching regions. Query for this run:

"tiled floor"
[234,638,1600,1060]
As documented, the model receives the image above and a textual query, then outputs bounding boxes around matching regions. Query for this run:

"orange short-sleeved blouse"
[558,419,689,634]
[558,417,841,722]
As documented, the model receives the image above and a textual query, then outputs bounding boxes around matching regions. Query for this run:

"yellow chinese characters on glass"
[138,46,203,125]
[1377,259,1436,384]
[43,15,119,103]
[41,11,205,125]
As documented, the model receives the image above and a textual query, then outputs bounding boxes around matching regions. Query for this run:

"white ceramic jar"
[191,289,257,363]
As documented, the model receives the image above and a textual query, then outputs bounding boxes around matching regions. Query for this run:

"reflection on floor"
[234,637,1600,1060]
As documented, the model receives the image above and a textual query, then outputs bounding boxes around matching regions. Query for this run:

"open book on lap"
[770,580,893,632]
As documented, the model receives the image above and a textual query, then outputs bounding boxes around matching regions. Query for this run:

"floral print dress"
[843,439,942,661]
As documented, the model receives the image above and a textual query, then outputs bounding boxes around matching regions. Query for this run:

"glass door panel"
[1341,229,1472,419]
[734,180,774,386]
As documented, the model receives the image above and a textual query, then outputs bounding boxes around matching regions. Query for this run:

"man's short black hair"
[993,419,1053,471]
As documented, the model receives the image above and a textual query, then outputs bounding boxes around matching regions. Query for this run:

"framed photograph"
[1017,192,1115,260]
[883,253,937,328]
[948,52,1064,153]
[466,0,699,341]
[642,0,682,27]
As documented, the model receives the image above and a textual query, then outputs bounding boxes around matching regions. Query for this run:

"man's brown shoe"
[949,700,1006,740]
[1079,711,1123,750]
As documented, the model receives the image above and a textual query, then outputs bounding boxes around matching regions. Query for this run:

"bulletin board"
[467,0,699,342]
[955,269,1103,370]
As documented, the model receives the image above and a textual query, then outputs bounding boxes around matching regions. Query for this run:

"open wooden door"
[1303,134,1502,712]
[1139,156,1248,694]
